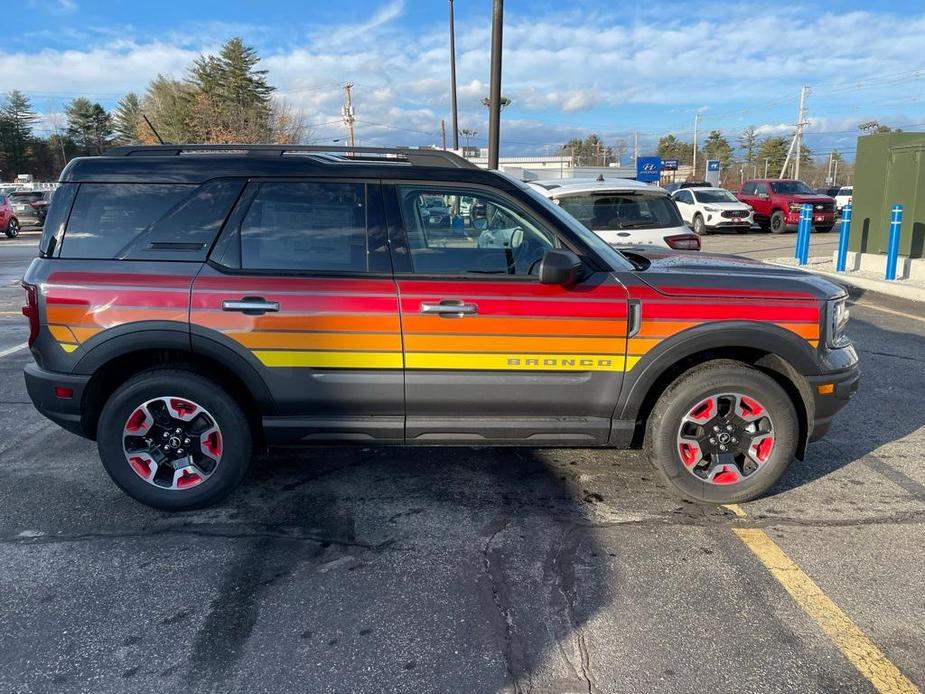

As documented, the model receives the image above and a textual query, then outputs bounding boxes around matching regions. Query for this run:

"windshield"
[837,187,852,195]
[769,180,814,195]
[555,191,685,231]
[693,189,739,203]
[516,183,633,271]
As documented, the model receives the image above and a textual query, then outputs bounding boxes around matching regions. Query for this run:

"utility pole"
[692,113,701,178]
[833,158,839,186]
[827,151,834,184]
[441,120,447,150]
[633,130,639,163]
[487,0,504,169]
[781,85,808,180]
[341,83,356,147]
[764,158,769,177]
[448,0,459,150]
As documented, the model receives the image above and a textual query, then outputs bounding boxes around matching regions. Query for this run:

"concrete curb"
[766,260,925,303]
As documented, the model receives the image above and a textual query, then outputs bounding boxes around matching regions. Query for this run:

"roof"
[58,144,504,185]
[529,177,667,197]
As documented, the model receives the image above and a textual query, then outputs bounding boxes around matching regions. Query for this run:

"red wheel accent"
[176,471,203,489]
[169,399,197,417]
[204,430,222,457]
[128,456,153,479]
[711,466,740,484]
[739,396,764,417]
[689,398,714,421]
[679,441,700,467]
[125,408,147,432]
[753,436,774,462]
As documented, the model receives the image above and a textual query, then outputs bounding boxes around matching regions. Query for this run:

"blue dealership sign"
[707,159,720,172]
[662,159,679,171]
[636,156,662,182]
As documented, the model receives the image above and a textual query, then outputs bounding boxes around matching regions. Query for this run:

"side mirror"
[538,249,583,286]
[757,193,769,199]
[472,217,488,231]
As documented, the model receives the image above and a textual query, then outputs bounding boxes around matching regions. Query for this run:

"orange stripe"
[402,315,626,337]
[192,312,401,333]
[635,321,701,338]
[778,322,821,339]
[404,334,625,353]
[70,326,102,342]
[48,324,78,343]
[46,306,185,325]
[627,337,664,355]
[229,331,403,351]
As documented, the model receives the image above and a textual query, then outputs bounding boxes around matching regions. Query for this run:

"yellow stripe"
[253,350,403,369]
[734,528,920,694]
[60,343,79,353]
[404,352,639,371]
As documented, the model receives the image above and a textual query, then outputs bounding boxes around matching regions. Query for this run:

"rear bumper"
[806,363,860,442]
[24,363,92,438]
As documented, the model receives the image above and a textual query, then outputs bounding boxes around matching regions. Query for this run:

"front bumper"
[784,211,836,228]
[806,361,860,442]
[24,363,92,438]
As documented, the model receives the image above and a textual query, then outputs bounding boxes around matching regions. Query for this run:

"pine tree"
[756,136,790,177]
[0,90,39,177]
[112,93,143,145]
[65,98,114,154]
[738,125,758,167]
[702,130,733,171]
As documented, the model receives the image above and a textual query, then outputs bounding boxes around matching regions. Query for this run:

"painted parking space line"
[0,342,28,359]
[729,509,920,694]
[851,301,925,326]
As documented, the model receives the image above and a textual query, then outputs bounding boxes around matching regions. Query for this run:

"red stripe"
[652,286,818,300]
[195,276,395,294]
[643,302,819,322]
[47,272,195,288]
[192,293,399,313]
[45,288,190,308]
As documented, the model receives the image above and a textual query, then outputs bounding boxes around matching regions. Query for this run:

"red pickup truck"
[736,179,836,233]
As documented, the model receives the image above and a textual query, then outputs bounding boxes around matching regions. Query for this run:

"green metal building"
[850,132,925,259]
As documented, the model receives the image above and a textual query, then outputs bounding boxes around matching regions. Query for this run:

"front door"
[385,183,630,445]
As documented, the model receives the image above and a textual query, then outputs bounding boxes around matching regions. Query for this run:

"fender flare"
[617,320,819,421]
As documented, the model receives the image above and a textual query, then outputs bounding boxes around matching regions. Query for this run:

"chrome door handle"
[222,297,280,314]
[420,300,478,316]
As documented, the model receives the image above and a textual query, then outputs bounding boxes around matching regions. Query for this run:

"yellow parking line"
[722,503,747,518]
[733,525,920,693]
[852,302,925,326]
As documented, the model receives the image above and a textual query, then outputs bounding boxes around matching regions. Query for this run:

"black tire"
[97,368,253,511]
[4,218,19,238]
[815,225,834,233]
[644,360,798,504]
[769,210,787,234]
[692,214,708,235]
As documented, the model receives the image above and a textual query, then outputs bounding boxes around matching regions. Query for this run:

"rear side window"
[40,183,78,257]
[240,181,368,272]
[62,184,194,259]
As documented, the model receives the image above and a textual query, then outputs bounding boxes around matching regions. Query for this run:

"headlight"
[826,297,850,348]
[703,206,719,212]
[788,202,802,212]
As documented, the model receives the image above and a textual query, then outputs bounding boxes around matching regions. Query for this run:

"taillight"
[664,234,702,251]
[21,282,39,348]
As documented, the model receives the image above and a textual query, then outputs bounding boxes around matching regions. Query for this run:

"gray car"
[7,190,46,226]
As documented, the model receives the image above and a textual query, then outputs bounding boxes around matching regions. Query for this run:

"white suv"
[672,187,753,235]
[529,178,700,250]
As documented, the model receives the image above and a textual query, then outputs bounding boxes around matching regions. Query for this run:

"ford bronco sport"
[22,145,859,510]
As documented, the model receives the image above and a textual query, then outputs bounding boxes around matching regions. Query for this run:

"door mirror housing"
[538,249,584,286]
[757,193,769,199]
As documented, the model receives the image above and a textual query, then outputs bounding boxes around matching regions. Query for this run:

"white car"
[834,186,853,213]
[528,178,701,250]
[671,187,754,235]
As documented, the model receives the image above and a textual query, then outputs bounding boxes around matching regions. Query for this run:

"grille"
[813,202,835,212]
[721,209,749,219]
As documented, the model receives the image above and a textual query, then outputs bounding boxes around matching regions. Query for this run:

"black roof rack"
[104,144,479,169]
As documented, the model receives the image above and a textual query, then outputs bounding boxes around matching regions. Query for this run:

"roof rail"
[103,144,479,169]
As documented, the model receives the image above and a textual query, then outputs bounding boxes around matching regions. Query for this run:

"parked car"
[672,187,753,235]
[529,178,701,250]
[23,144,858,510]
[834,186,853,212]
[736,179,836,233]
[815,186,840,198]
[28,189,55,225]
[0,195,20,238]
[7,190,47,227]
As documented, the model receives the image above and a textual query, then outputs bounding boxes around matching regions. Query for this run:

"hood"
[620,247,846,301]
[791,194,834,203]
[701,201,750,210]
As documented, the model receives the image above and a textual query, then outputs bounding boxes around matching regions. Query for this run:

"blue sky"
[4,0,925,160]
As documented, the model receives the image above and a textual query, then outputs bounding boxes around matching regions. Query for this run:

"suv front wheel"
[645,360,797,504]
[97,368,252,510]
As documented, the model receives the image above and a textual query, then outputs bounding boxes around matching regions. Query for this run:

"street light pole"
[448,0,459,151]
[487,0,504,170]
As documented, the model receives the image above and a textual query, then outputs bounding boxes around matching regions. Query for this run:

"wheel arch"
[619,323,817,459]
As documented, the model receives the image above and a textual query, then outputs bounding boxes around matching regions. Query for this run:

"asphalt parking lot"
[1,229,923,694]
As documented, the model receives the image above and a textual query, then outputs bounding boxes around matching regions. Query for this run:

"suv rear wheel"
[645,360,797,504]
[97,369,252,510]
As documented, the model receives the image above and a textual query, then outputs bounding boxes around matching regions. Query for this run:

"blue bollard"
[885,204,903,281]
[835,204,852,272]
[796,203,812,266]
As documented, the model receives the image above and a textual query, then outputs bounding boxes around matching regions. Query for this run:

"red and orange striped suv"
[22,145,859,510]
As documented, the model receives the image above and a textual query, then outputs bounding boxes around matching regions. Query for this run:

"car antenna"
[142,114,166,144]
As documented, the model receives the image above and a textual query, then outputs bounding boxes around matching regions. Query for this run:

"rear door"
[193,179,404,443]
[385,182,630,445]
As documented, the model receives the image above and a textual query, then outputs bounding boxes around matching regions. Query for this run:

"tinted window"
[40,183,78,257]
[755,183,770,195]
[675,190,693,204]
[117,179,244,260]
[240,181,368,272]
[398,186,555,276]
[62,184,194,259]
[693,189,739,203]
[9,191,43,203]
[557,192,684,231]
[769,180,813,195]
